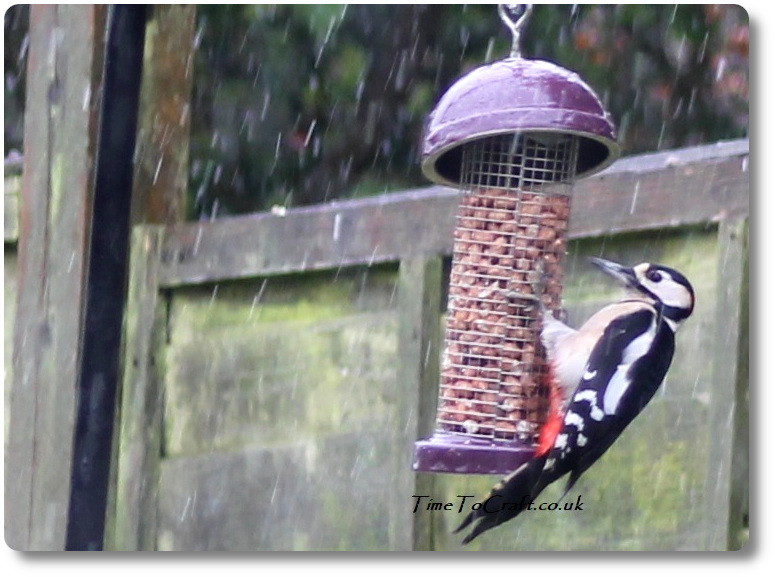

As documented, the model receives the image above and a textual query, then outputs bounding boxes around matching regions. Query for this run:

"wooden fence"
[4,139,749,550]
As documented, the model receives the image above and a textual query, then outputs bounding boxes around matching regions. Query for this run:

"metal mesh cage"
[436,133,579,444]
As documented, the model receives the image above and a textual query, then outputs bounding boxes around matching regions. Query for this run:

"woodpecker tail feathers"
[455,455,548,545]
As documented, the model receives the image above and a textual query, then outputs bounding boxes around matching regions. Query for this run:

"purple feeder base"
[413,432,536,476]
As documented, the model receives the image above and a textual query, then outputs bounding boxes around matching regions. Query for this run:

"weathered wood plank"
[4,170,21,243]
[157,139,748,287]
[157,432,404,551]
[158,188,456,287]
[4,174,19,428]
[704,218,749,551]
[5,5,107,551]
[163,266,399,457]
[569,152,749,237]
[397,257,444,441]
[397,256,444,551]
[130,5,195,226]
[107,226,166,551]
[157,266,407,550]
[4,248,18,441]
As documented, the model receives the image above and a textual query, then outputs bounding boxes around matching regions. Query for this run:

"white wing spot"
[574,390,597,403]
[574,389,604,421]
[583,368,597,381]
[554,433,568,450]
[577,433,588,447]
[564,411,585,432]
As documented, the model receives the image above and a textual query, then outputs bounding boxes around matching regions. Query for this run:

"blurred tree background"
[4,4,748,219]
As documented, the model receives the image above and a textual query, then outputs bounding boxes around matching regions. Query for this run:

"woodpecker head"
[590,257,695,326]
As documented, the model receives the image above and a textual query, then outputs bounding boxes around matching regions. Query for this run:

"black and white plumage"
[456,257,695,545]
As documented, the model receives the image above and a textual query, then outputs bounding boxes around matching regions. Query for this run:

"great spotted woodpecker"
[456,257,695,545]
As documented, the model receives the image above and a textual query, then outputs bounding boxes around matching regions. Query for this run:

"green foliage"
[2,5,748,215]
[3,5,28,155]
[185,4,747,217]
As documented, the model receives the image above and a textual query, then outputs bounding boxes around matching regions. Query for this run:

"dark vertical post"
[65,5,147,551]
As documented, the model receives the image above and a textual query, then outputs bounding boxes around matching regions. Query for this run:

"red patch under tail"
[536,373,564,457]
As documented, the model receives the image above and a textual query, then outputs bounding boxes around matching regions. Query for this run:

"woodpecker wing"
[541,301,655,409]
[535,305,676,497]
[456,305,676,545]
[456,257,694,546]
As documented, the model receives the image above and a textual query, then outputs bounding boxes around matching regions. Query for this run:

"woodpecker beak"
[589,257,638,289]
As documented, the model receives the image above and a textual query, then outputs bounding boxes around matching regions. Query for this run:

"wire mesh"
[437,133,579,443]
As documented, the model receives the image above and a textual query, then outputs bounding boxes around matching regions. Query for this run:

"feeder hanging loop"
[498,4,533,59]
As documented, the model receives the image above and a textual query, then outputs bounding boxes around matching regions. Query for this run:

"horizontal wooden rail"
[5,139,749,285]
[157,138,749,287]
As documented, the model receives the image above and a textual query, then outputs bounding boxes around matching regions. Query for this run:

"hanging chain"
[498,4,533,58]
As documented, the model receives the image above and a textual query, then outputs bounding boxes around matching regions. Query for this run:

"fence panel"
[5,140,748,550]
[154,266,412,550]
[107,140,752,550]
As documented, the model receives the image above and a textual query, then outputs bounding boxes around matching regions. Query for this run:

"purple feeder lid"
[413,433,536,476]
[422,57,620,188]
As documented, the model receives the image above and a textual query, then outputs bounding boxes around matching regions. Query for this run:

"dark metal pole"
[66,4,148,551]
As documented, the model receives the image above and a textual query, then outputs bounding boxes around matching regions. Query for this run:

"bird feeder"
[413,5,619,475]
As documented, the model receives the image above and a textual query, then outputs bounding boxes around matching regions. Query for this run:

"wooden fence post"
[705,218,749,550]
[130,5,196,225]
[107,227,167,551]
[397,256,444,550]
[5,5,107,551]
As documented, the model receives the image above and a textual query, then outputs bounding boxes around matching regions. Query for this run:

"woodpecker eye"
[646,270,662,283]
